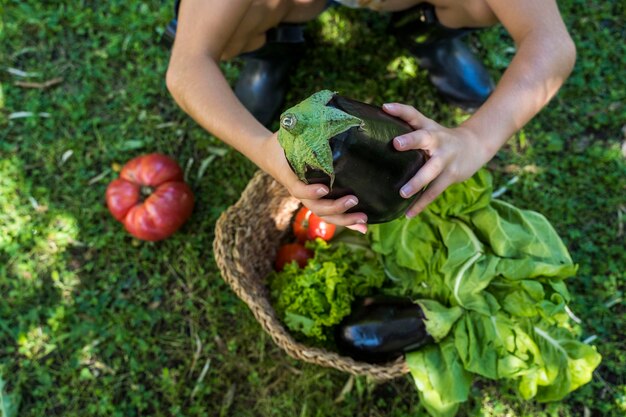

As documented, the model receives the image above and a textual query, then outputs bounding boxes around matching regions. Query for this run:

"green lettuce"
[369,169,601,417]
[523,323,601,401]
[405,338,472,417]
[268,239,385,341]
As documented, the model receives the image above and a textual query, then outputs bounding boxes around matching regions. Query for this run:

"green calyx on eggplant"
[277,90,427,224]
[335,295,433,364]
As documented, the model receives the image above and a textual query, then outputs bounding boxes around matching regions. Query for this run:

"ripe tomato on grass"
[106,153,194,241]
[274,243,313,271]
[292,207,336,242]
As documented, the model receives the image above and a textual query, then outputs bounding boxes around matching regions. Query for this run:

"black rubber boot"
[234,25,307,127]
[162,0,180,46]
[163,19,177,45]
[390,4,494,110]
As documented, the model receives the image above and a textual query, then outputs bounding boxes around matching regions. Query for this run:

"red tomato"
[275,243,313,271]
[106,154,194,241]
[307,214,336,241]
[293,207,312,242]
[292,207,336,242]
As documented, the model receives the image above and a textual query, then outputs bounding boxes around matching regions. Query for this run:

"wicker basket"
[213,171,409,380]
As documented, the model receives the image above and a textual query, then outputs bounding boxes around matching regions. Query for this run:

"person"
[165,0,576,234]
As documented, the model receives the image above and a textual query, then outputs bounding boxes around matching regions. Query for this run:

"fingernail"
[356,218,366,224]
[345,198,358,209]
[317,187,328,196]
[383,103,395,110]
[394,136,405,148]
[400,185,413,198]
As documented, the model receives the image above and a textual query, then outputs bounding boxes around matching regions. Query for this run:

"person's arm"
[166,0,368,231]
[384,0,576,217]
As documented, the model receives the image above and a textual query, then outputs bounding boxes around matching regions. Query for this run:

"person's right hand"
[261,132,368,234]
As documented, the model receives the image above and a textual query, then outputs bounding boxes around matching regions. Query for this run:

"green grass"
[1,1,625,416]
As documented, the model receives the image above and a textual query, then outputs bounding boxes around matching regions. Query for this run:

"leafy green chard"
[369,169,601,417]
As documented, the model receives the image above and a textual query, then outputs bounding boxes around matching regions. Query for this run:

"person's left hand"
[382,102,493,217]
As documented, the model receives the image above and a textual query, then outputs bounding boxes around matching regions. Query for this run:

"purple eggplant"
[278,90,427,224]
[335,296,433,363]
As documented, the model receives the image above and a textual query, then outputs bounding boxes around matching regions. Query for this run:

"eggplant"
[335,295,433,363]
[278,90,427,224]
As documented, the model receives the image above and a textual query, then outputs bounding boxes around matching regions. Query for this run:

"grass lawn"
[1,1,625,416]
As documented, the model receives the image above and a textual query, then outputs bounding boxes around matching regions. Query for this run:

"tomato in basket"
[292,207,336,242]
[275,243,313,271]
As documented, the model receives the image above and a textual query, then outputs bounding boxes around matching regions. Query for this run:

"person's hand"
[382,103,492,217]
[261,132,368,233]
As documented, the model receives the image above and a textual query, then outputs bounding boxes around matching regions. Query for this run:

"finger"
[319,212,368,227]
[399,155,446,199]
[382,103,434,130]
[406,174,452,217]
[289,181,330,201]
[302,194,361,217]
[393,129,437,152]
[346,224,368,234]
